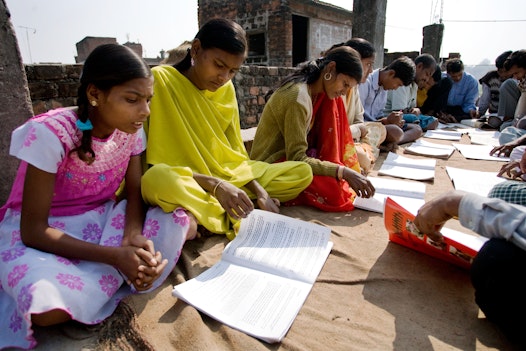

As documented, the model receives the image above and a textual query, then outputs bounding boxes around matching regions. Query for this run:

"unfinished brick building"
[198,0,353,67]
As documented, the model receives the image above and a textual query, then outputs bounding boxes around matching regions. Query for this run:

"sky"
[6,0,526,67]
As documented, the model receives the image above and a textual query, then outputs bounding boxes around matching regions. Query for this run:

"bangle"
[212,180,225,197]
[337,166,344,180]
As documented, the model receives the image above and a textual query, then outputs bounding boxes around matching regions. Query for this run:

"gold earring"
[90,100,98,107]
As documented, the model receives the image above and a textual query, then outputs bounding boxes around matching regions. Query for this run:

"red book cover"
[383,197,486,270]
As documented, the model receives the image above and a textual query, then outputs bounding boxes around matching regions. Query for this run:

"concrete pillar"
[422,23,444,61]
[352,0,387,68]
[0,0,34,203]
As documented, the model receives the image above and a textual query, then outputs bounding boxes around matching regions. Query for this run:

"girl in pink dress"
[0,44,196,349]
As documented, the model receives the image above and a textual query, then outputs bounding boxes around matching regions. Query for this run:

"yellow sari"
[142,66,312,239]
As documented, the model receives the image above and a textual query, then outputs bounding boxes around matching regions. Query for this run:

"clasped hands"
[119,234,168,292]
[384,111,405,128]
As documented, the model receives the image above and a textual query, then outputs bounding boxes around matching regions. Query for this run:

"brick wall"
[198,0,352,67]
[25,63,295,128]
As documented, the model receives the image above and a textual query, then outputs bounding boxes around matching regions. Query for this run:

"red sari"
[288,93,360,211]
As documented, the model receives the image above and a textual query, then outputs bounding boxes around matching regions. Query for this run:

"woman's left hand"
[215,181,255,219]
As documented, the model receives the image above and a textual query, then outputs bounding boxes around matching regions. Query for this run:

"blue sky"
[6,0,526,66]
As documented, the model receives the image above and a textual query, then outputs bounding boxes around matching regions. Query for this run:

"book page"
[404,139,456,158]
[378,153,436,180]
[354,193,425,214]
[353,177,426,214]
[172,261,312,343]
[424,130,462,140]
[452,144,510,161]
[445,166,507,196]
[467,130,500,146]
[224,209,333,284]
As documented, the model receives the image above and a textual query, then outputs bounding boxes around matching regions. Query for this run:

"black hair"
[384,56,415,86]
[414,53,436,69]
[504,50,526,70]
[432,65,442,83]
[344,38,376,59]
[496,50,512,69]
[446,58,464,73]
[175,18,247,71]
[75,44,151,164]
[279,46,363,88]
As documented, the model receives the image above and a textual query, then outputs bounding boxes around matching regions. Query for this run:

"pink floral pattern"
[57,273,84,291]
[8,264,28,288]
[9,310,22,333]
[23,126,37,147]
[173,208,189,227]
[111,214,125,230]
[57,256,80,265]
[103,235,121,247]
[99,274,119,297]
[1,247,25,262]
[82,223,102,242]
[0,108,186,349]
[10,230,21,246]
[143,218,160,238]
[17,284,33,312]
[50,221,66,230]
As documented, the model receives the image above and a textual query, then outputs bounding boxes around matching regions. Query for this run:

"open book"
[423,129,462,141]
[378,152,436,181]
[403,139,456,159]
[353,177,426,214]
[452,143,510,162]
[172,209,333,343]
[446,166,507,195]
[384,197,487,269]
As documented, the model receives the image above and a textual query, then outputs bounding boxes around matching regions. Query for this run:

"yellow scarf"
[146,65,265,186]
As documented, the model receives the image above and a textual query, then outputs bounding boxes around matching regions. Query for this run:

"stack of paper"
[353,177,426,214]
[467,130,500,146]
[404,139,456,159]
[423,130,463,141]
[452,144,510,161]
[446,166,507,195]
[378,152,436,181]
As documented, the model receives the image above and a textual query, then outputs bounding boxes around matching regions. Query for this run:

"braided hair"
[74,44,151,164]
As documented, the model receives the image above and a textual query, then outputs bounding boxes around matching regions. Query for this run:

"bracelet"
[337,166,344,180]
[212,180,225,197]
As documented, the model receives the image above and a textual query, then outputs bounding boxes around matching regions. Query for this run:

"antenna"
[439,0,444,24]
[18,26,36,63]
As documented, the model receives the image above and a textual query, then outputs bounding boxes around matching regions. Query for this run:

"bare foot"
[185,211,199,241]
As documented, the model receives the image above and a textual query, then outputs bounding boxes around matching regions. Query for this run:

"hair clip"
[76,119,93,131]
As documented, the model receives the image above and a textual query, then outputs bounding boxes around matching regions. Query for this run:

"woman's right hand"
[342,167,375,198]
[214,181,254,220]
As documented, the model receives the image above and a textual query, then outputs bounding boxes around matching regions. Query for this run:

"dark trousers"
[471,238,526,345]
[445,105,471,121]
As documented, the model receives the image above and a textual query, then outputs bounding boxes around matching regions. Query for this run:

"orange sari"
[287,93,361,211]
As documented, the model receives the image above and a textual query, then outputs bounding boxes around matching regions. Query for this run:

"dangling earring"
[191,57,195,66]
[324,72,332,81]
[90,100,98,107]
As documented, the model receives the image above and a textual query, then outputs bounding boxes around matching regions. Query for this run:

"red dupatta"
[287,93,360,211]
